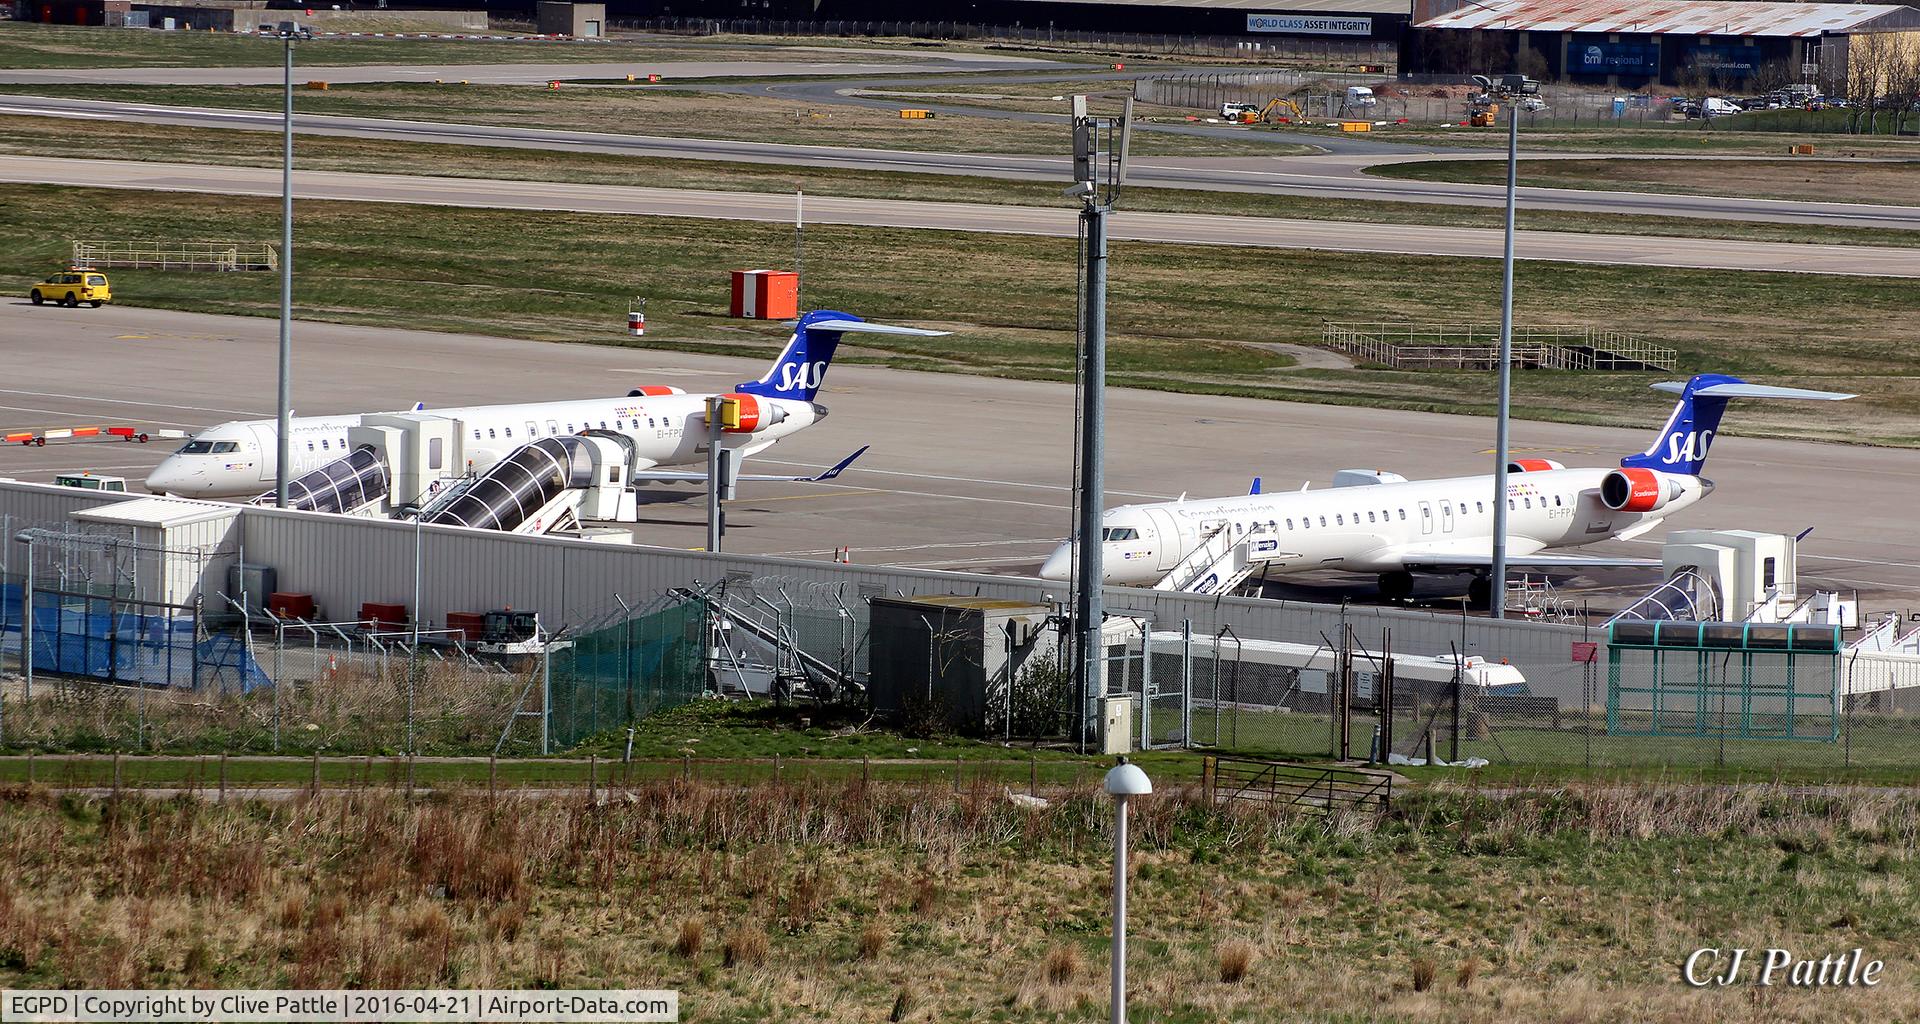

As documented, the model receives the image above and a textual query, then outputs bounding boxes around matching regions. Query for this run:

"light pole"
[274,22,310,508]
[1473,72,1537,619]
[1104,758,1152,1024]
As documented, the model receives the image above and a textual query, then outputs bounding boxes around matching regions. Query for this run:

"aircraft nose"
[143,463,178,494]
[1038,542,1073,581]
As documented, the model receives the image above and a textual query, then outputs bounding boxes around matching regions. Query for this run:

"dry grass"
[672,919,703,960]
[856,920,888,961]
[1218,938,1255,983]
[1044,944,1081,986]
[0,779,1912,1021]
[1411,956,1437,993]
[722,921,769,969]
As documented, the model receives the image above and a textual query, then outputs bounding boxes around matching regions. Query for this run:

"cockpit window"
[1101,528,1139,541]
[178,440,215,454]
[211,441,238,454]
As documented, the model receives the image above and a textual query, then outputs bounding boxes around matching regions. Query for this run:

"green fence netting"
[544,598,707,749]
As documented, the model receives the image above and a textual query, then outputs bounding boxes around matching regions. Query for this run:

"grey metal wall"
[0,479,136,530]
[1,481,1588,690]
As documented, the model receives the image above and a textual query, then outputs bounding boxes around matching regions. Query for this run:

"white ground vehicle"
[1345,86,1376,108]
[1702,97,1742,117]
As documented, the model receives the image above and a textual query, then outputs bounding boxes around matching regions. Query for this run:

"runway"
[0,303,1916,614]
[5,155,1915,277]
[3,94,1917,229]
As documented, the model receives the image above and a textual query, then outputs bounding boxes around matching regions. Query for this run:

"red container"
[269,592,316,619]
[445,611,487,643]
[360,602,409,629]
[729,269,798,320]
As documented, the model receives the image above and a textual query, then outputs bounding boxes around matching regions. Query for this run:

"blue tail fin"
[735,309,855,403]
[734,310,950,403]
[1621,373,1855,476]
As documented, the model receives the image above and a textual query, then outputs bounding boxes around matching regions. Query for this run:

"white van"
[1702,96,1742,117]
[1346,86,1377,108]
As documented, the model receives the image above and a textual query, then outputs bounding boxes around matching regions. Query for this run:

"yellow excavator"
[1223,97,1309,124]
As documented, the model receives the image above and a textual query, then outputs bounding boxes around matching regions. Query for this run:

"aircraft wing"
[1397,548,1661,571]
[628,446,868,485]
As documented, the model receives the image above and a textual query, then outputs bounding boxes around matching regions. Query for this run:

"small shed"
[867,594,1055,736]
[536,1,604,37]
[70,497,241,610]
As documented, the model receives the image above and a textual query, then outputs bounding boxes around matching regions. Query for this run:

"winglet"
[1249,476,1262,496]
[806,445,869,482]
[411,402,427,412]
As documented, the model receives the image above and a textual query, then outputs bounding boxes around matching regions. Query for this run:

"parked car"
[29,269,110,307]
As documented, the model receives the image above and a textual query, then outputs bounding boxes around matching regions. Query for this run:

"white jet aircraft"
[1039,374,1851,604]
[143,310,941,497]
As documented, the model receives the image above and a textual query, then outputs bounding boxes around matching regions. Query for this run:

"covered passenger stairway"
[250,444,390,515]
[417,433,637,536]
[1153,522,1273,596]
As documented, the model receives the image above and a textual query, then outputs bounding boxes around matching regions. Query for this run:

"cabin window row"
[467,417,667,442]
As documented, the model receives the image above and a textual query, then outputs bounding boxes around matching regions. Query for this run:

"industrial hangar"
[1405,0,1920,86]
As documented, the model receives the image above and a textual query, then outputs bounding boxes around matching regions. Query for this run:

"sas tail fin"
[1621,374,1854,476]
[735,309,948,403]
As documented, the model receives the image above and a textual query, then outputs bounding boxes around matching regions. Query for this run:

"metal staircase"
[1154,523,1268,596]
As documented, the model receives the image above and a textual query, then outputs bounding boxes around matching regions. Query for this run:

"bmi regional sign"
[1247,14,1373,36]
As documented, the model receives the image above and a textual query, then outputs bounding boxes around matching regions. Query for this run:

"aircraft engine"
[718,394,787,434]
[628,385,685,397]
[1507,459,1566,472]
[1600,467,1679,512]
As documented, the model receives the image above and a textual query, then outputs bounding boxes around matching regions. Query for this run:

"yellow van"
[30,269,111,307]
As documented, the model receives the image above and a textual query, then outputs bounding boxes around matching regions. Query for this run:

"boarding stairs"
[1153,523,1267,596]
[1505,573,1578,623]
[671,585,857,703]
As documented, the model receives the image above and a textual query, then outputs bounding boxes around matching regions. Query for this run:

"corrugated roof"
[1012,0,1413,14]
[1415,0,1915,36]
[74,497,241,528]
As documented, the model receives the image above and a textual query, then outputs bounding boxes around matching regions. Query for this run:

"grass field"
[1342,118,1920,157]
[0,82,1288,157]
[0,779,1913,1021]
[10,116,1920,251]
[0,22,970,70]
[3,183,1917,441]
[1371,157,1920,206]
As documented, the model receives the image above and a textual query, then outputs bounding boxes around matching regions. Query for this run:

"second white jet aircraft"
[1039,374,1851,603]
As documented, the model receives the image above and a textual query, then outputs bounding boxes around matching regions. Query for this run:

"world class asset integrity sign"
[1247,14,1373,35]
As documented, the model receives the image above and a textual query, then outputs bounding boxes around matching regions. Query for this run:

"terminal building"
[1404,0,1920,88]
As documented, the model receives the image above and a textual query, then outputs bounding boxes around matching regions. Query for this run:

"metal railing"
[1322,322,1676,372]
[72,240,279,273]
[1204,755,1393,812]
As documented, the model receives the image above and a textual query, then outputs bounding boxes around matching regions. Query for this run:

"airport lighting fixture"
[1104,758,1152,1024]
[1472,72,1536,618]
[1066,94,1131,751]
[273,21,311,509]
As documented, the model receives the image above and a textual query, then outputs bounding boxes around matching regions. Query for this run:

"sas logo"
[1666,429,1714,464]
[757,360,829,392]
